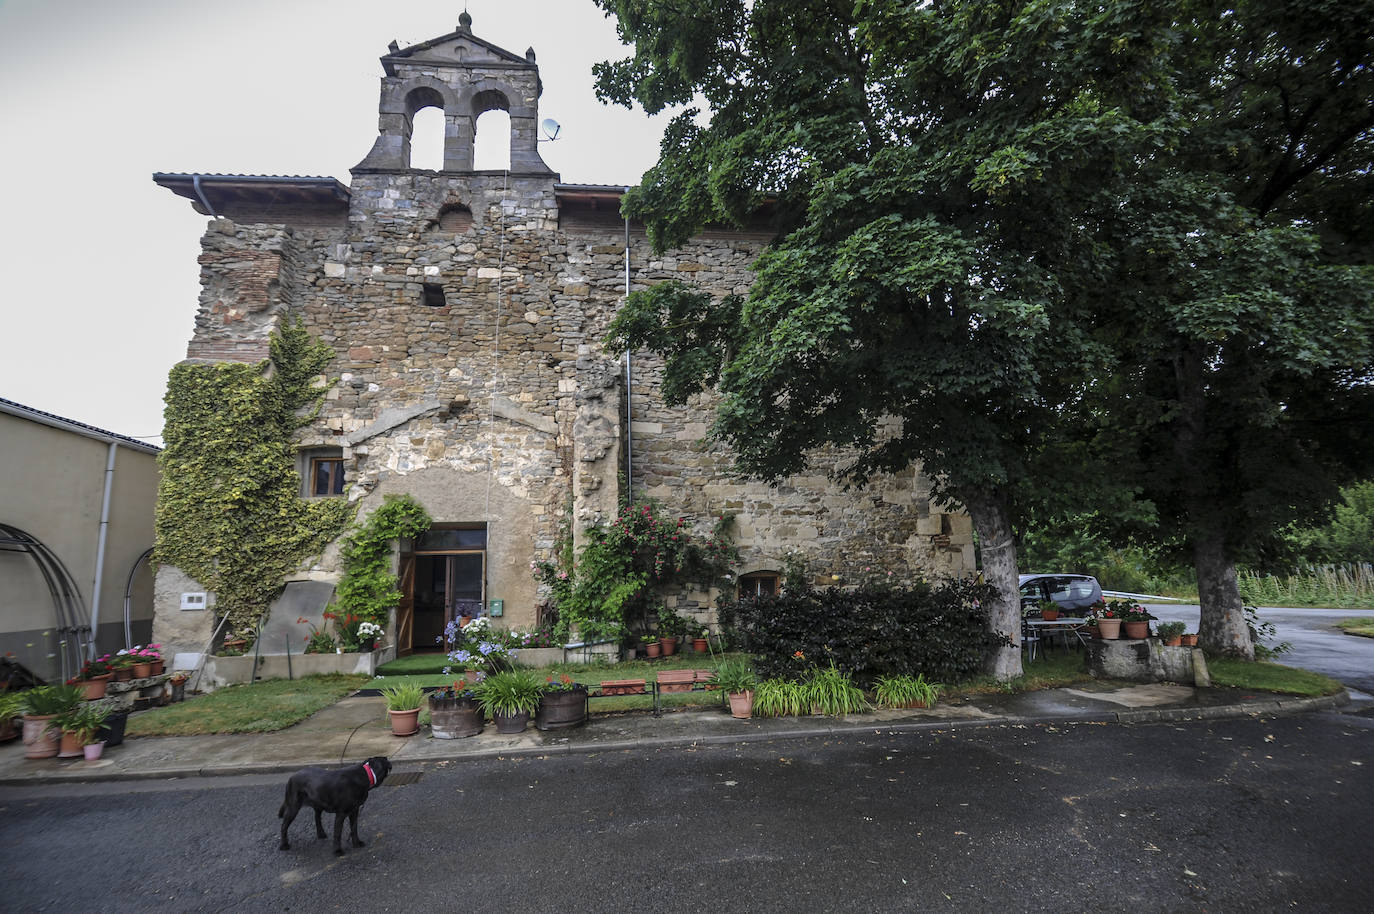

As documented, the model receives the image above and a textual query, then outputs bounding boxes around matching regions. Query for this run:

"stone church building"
[151,15,972,659]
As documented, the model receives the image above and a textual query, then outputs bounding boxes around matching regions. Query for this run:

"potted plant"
[1088,602,1121,640]
[1119,602,1154,639]
[1036,599,1060,622]
[429,682,484,739]
[710,657,757,719]
[535,673,589,731]
[1156,620,1186,647]
[21,684,83,759]
[692,627,710,653]
[1181,631,1199,647]
[73,657,114,700]
[379,682,424,736]
[61,703,111,761]
[873,673,943,709]
[476,669,544,733]
[656,608,686,656]
[0,690,24,743]
[643,638,661,659]
[356,621,384,652]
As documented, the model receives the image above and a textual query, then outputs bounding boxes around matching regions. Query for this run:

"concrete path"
[1,680,1352,785]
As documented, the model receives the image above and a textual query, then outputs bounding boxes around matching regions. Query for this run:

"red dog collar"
[363,762,377,787]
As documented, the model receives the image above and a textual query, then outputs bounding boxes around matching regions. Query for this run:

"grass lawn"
[957,650,1094,694]
[126,673,369,737]
[1205,657,1344,697]
[1336,618,1374,638]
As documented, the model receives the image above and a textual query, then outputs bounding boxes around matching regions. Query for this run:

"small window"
[422,283,446,307]
[739,572,780,599]
[310,457,345,496]
[416,527,488,551]
[299,448,345,497]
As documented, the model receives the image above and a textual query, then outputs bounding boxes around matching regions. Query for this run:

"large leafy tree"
[594,0,1374,672]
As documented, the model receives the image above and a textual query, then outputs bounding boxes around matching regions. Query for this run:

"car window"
[1046,578,1073,601]
[1020,582,1044,600]
[1068,579,1096,599]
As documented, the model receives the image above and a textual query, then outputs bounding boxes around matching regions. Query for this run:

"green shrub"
[753,678,809,717]
[805,664,869,715]
[873,673,942,709]
[720,579,1008,683]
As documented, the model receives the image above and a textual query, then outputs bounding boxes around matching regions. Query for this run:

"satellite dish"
[540,118,561,141]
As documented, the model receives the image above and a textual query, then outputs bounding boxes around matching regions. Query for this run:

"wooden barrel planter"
[535,687,589,731]
[430,695,484,739]
[494,711,530,734]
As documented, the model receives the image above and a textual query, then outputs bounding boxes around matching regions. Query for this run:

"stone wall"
[155,19,974,648]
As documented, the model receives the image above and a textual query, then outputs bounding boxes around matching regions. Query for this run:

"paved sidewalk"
[0,681,1352,785]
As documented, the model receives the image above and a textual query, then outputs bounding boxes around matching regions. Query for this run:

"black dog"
[278,756,391,855]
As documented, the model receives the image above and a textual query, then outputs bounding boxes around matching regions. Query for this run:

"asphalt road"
[3,711,1372,913]
[1145,605,1374,697]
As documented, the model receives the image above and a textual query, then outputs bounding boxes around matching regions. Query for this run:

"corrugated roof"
[0,397,161,453]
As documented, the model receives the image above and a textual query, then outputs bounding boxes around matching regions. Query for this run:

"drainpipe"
[89,442,117,659]
[192,174,220,218]
[624,188,634,505]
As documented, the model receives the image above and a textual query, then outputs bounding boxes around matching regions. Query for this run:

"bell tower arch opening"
[472,88,512,171]
[352,14,554,177]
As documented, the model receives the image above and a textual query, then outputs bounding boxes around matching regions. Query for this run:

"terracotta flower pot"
[1097,618,1122,640]
[113,667,133,682]
[132,662,152,679]
[58,729,84,758]
[644,641,661,659]
[150,659,164,675]
[659,637,677,657]
[1181,634,1198,647]
[1123,621,1149,639]
[80,676,110,701]
[1041,609,1060,621]
[22,714,59,759]
[692,638,709,653]
[387,708,420,736]
[1163,635,1183,647]
[728,690,754,719]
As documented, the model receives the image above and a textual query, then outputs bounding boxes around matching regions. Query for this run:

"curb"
[0,691,1352,787]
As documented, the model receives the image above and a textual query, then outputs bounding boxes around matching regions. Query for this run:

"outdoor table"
[1025,617,1089,652]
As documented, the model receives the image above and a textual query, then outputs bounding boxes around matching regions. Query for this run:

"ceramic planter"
[659,637,677,656]
[1096,618,1122,640]
[79,676,111,700]
[22,714,59,759]
[83,740,106,761]
[728,690,754,719]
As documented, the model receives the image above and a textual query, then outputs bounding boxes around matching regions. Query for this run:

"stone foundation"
[1087,639,1208,685]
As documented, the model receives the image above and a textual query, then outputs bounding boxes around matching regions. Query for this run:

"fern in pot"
[476,669,544,733]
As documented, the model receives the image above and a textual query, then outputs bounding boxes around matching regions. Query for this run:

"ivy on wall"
[155,319,356,639]
[331,494,432,627]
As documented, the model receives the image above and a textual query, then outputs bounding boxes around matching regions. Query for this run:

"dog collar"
[363,762,377,787]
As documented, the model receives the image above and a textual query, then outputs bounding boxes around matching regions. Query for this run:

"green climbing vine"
[155,318,355,639]
[331,494,432,627]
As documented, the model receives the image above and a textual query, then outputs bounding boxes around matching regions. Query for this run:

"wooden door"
[396,553,416,656]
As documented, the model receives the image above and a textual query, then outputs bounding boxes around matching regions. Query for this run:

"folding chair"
[1021,620,1041,662]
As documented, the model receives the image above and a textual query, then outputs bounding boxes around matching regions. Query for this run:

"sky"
[0,0,668,444]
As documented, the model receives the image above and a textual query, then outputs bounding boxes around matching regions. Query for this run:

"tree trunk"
[966,490,1022,681]
[1194,536,1254,659]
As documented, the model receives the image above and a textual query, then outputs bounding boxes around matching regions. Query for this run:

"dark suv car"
[1018,573,1102,615]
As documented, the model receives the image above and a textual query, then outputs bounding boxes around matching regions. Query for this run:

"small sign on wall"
[181,592,208,611]
[488,599,503,618]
